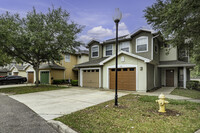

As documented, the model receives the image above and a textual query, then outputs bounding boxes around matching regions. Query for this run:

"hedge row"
[52,79,78,86]
[187,81,200,91]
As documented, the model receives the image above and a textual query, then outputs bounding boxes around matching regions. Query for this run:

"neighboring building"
[75,28,195,92]
[60,50,89,80]
[0,67,8,76]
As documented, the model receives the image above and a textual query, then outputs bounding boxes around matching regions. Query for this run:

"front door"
[166,70,174,87]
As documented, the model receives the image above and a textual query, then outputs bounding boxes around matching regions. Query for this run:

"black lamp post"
[113,8,122,106]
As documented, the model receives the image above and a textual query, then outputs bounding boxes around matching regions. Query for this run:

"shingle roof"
[158,60,195,67]
[75,57,108,67]
[0,68,8,72]
[39,63,65,70]
[15,65,28,71]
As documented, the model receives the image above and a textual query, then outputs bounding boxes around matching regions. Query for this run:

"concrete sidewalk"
[133,87,200,103]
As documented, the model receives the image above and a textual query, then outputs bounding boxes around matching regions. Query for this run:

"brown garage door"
[110,68,136,91]
[28,72,34,83]
[83,69,99,88]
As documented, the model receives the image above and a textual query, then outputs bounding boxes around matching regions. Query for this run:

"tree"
[0,49,13,66]
[0,7,83,86]
[144,0,200,76]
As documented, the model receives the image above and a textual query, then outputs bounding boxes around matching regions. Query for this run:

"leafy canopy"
[144,0,200,76]
[0,7,83,67]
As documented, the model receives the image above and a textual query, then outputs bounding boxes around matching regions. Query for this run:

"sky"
[0,0,156,44]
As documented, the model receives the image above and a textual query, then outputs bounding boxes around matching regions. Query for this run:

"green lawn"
[0,85,69,95]
[56,94,200,133]
[171,88,200,99]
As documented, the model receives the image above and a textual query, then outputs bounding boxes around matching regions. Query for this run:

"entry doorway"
[166,70,174,87]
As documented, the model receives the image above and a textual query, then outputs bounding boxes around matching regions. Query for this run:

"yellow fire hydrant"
[156,93,169,113]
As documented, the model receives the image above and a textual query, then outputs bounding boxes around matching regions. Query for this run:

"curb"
[48,120,77,133]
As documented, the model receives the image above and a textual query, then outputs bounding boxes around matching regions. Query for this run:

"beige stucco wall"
[102,54,147,92]
[51,69,65,82]
[61,54,77,80]
[11,67,18,75]
[77,55,89,64]
[161,67,178,87]
[160,46,178,61]
[18,71,27,77]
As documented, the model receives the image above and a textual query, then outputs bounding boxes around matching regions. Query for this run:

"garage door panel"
[109,68,136,91]
[83,70,99,88]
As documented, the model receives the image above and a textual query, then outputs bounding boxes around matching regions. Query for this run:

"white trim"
[65,54,70,62]
[183,67,187,88]
[80,67,101,88]
[136,36,148,53]
[23,65,30,70]
[119,41,130,52]
[105,44,113,57]
[91,45,99,58]
[99,51,151,65]
[106,64,138,91]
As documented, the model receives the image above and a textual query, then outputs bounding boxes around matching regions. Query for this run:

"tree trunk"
[33,65,39,87]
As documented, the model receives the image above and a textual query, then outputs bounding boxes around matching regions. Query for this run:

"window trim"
[91,45,99,58]
[119,41,130,52]
[136,36,148,53]
[105,44,113,57]
[65,54,70,62]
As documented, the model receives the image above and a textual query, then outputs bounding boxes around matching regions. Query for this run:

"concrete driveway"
[10,87,129,120]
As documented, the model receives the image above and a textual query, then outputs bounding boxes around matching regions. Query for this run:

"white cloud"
[88,26,113,39]
[78,22,130,44]
[114,22,130,36]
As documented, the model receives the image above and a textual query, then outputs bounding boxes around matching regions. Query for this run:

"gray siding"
[89,43,103,61]
[131,32,153,60]
[147,63,154,90]
[153,39,160,64]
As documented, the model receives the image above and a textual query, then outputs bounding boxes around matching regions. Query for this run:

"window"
[106,44,112,56]
[119,42,130,52]
[91,45,99,58]
[136,36,148,53]
[65,54,70,62]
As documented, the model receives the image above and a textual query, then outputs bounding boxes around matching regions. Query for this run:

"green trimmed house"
[75,28,195,92]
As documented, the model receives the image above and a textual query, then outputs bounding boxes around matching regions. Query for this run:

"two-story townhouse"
[2,50,89,84]
[75,28,195,92]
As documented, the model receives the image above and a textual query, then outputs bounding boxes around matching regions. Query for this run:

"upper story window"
[106,44,112,56]
[136,36,148,53]
[65,54,70,62]
[91,45,99,58]
[119,42,130,52]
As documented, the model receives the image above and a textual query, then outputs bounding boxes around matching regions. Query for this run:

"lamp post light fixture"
[113,8,122,106]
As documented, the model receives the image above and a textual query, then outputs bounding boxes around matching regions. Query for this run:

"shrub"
[52,79,71,84]
[187,81,199,90]
[53,79,64,84]
[71,80,78,86]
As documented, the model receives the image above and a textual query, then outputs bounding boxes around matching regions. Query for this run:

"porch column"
[183,67,187,88]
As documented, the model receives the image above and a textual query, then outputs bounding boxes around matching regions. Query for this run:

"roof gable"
[99,51,151,65]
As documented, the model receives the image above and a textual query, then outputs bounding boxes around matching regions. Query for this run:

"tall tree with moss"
[0,7,83,86]
[144,0,200,76]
